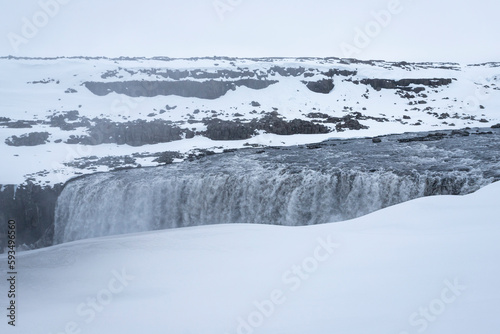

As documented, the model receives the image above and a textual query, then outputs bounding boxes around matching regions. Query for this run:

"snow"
[1,180,499,334]
[1,57,500,186]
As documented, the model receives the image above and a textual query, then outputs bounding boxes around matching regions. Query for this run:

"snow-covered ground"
[1,179,499,334]
[1,57,500,185]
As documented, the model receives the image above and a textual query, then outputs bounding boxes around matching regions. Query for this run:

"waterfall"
[54,130,500,244]
[53,163,487,244]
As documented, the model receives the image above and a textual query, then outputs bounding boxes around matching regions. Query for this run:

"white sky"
[0,0,499,63]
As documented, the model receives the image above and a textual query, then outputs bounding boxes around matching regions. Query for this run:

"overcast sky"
[0,0,499,63]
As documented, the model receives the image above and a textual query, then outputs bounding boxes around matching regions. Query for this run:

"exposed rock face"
[358,78,453,92]
[203,119,256,141]
[5,132,50,146]
[323,112,385,131]
[84,79,278,100]
[65,119,193,146]
[322,69,358,77]
[335,118,367,131]
[0,183,63,251]
[305,79,335,94]
[492,123,500,129]
[203,113,331,140]
[269,66,306,77]
[451,130,470,136]
[3,120,35,128]
[398,132,450,143]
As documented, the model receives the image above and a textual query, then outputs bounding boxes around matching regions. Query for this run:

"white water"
[54,165,485,244]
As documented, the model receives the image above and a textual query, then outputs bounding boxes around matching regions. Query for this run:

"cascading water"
[54,129,500,244]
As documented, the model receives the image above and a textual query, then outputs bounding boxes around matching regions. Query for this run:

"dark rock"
[471,131,493,136]
[491,123,500,129]
[304,79,334,94]
[48,110,89,130]
[152,151,183,164]
[0,183,63,251]
[322,69,357,77]
[255,113,330,136]
[251,101,261,107]
[336,119,367,132]
[268,66,306,77]
[204,119,256,140]
[306,112,329,119]
[398,133,446,143]
[5,120,33,128]
[203,113,330,140]
[372,137,382,143]
[5,132,50,146]
[451,130,470,136]
[84,79,278,100]
[65,119,190,146]
[306,143,322,149]
[361,78,453,92]
[64,155,137,170]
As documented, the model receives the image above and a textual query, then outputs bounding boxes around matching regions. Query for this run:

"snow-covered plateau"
[0,56,499,186]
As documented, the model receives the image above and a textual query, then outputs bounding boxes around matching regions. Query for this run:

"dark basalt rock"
[491,123,500,129]
[65,155,137,170]
[203,113,331,140]
[322,69,357,77]
[84,79,278,100]
[4,120,35,128]
[471,131,493,136]
[372,137,382,143]
[48,110,91,131]
[335,118,367,132]
[359,78,453,92]
[203,119,256,141]
[323,112,385,131]
[5,132,50,146]
[0,183,63,251]
[268,66,306,77]
[398,133,447,143]
[256,114,331,135]
[65,119,191,146]
[306,112,330,119]
[304,79,334,94]
[152,151,183,164]
[451,130,470,137]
